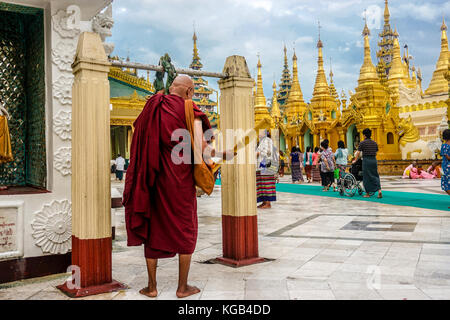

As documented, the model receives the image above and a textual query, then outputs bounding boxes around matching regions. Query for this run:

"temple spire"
[359,21,378,83]
[329,58,339,101]
[312,27,330,100]
[287,48,305,104]
[255,55,266,107]
[277,44,292,106]
[388,37,404,80]
[254,55,270,124]
[384,0,390,23]
[285,48,306,123]
[424,17,449,95]
[271,81,281,120]
[190,28,203,70]
[377,0,396,77]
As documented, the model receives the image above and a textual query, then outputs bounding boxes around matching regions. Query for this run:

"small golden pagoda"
[425,19,449,96]
[254,56,271,126]
[306,34,340,148]
[348,21,401,160]
[284,49,307,148]
[270,80,282,125]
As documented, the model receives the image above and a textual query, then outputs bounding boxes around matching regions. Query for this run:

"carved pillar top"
[222,55,251,78]
[72,32,110,74]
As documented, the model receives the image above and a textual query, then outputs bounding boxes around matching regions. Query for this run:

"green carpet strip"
[215,180,449,211]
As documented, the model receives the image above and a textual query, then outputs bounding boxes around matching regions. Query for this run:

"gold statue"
[0,100,13,191]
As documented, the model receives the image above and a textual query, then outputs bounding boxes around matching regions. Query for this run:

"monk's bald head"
[169,75,194,100]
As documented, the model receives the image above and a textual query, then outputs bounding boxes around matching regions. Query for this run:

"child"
[312,147,321,183]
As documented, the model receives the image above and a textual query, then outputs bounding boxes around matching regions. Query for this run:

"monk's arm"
[194,118,235,160]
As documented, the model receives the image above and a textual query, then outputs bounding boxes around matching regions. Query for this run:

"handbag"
[185,100,216,195]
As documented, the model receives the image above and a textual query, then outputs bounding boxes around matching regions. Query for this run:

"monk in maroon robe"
[124,75,221,298]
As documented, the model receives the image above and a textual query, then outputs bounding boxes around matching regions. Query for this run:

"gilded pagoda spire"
[309,24,337,123]
[254,56,270,124]
[425,18,449,96]
[311,32,331,101]
[388,36,404,81]
[271,81,281,120]
[285,49,306,123]
[384,0,390,23]
[359,21,378,84]
[329,59,339,101]
[288,50,305,103]
[255,56,267,107]
[190,30,203,70]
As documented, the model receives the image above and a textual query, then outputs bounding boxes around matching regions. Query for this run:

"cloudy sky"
[109,0,449,103]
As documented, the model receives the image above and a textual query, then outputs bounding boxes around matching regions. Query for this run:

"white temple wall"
[0,0,112,267]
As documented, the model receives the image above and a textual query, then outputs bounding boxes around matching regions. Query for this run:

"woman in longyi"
[0,101,14,191]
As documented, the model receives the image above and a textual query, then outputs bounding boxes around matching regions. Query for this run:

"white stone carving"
[52,8,80,39]
[54,75,73,105]
[31,200,72,254]
[92,4,115,56]
[52,41,76,72]
[54,147,72,176]
[54,110,72,141]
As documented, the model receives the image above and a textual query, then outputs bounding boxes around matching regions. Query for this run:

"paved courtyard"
[1,176,449,300]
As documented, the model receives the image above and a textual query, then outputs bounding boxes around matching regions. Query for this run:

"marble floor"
[1,175,449,300]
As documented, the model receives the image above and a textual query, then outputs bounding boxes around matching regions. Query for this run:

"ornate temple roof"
[109,57,154,98]
[424,18,449,96]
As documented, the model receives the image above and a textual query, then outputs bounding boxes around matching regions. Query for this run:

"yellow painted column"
[58,32,125,297]
[216,56,264,267]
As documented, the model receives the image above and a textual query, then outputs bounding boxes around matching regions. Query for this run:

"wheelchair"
[336,159,364,197]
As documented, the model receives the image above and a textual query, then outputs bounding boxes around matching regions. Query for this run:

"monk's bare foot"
[139,287,158,298]
[176,285,200,298]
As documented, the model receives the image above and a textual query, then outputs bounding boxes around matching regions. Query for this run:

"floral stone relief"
[31,200,72,254]
[53,110,72,141]
[54,147,71,176]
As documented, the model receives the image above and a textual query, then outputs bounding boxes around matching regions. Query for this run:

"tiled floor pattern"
[1,176,449,300]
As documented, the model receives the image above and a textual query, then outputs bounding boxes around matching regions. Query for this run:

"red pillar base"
[214,256,267,268]
[57,280,127,298]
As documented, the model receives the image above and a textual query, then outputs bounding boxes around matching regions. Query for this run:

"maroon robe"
[123,93,211,258]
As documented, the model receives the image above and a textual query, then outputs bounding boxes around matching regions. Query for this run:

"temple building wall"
[0,0,112,284]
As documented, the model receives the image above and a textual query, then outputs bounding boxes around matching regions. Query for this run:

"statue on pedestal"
[153,54,177,95]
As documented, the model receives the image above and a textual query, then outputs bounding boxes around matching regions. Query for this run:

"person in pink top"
[427,161,442,179]
[311,147,321,183]
[403,161,435,179]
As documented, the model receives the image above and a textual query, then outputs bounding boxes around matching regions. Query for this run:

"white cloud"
[110,0,448,102]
